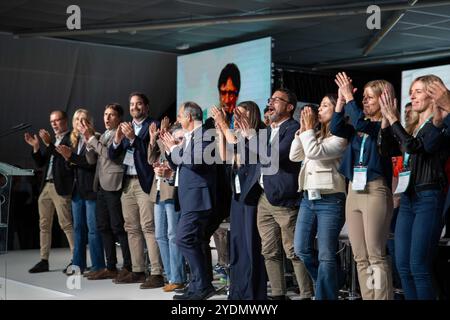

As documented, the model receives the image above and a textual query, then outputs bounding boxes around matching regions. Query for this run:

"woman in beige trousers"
[330,72,394,300]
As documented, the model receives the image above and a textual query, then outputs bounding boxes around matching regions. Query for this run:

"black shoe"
[187,286,216,300]
[29,260,49,273]
[62,260,73,274]
[174,283,189,294]
[173,292,193,300]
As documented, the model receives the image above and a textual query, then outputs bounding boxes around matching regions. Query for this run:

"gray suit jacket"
[86,129,124,192]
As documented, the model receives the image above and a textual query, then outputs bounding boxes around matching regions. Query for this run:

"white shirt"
[46,130,69,180]
[259,118,289,189]
[112,119,145,176]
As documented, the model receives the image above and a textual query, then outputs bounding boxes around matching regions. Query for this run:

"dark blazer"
[259,118,301,208]
[108,117,158,194]
[166,125,216,213]
[31,132,74,196]
[330,100,393,188]
[204,116,232,220]
[69,139,97,200]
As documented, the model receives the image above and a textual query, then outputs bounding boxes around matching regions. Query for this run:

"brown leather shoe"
[83,270,100,278]
[113,268,132,283]
[115,271,145,284]
[139,274,165,289]
[88,268,118,280]
[163,283,185,292]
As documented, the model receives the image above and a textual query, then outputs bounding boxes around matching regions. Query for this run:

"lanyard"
[358,134,368,165]
[403,115,433,168]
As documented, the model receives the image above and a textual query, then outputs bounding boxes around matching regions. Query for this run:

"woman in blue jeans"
[56,109,105,274]
[289,94,348,299]
[147,120,186,291]
[379,75,449,299]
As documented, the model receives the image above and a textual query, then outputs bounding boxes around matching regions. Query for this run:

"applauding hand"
[301,107,317,131]
[160,131,177,151]
[55,144,72,161]
[39,129,52,146]
[78,118,95,140]
[427,81,450,113]
[149,122,159,145]
[379,89,399,125]
[335,72,357,104]
[120,122,135,141]
[24,132,40,152]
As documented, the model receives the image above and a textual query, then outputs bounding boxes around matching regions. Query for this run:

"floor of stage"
[0,247,301,300]
[0,247,224,300]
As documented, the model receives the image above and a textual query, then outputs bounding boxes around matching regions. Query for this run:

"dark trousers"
[176,209,214,293]
[96,187,132,271]
[229,198,267,300]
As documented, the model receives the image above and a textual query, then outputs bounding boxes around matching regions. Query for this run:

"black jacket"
[380,119,448,193]
[69,141,97,200]
[31,132,74,196]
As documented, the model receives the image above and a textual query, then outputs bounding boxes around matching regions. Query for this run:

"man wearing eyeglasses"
[24,110,75,273]
[257,89,314,300]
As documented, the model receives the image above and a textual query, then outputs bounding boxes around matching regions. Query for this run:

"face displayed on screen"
[219,77,239,113]
[177,37,271,120]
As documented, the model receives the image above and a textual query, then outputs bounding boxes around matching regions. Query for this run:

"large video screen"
[401,64,450,123]
[177,37,272,120]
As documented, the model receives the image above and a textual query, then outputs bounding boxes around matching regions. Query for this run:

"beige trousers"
[38,182,74,260]
[257,193,313,298]
[121,178,162,274]
[347,177,394,300]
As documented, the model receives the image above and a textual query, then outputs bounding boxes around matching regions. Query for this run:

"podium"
[0,162,34,254]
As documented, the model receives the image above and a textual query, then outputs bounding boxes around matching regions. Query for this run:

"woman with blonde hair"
[379,75,448,299]
[290,94,347,300]
[331,73,395,300]
[56,108,105,275]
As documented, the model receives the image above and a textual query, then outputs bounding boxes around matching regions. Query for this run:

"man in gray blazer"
[81,103,132,281]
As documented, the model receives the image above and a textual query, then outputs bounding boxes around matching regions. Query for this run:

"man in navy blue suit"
[257,88,313,300]
[108,92,164,288]
[161,101,217,300]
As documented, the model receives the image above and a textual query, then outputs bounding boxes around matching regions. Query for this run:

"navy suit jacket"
[167,125,216,213]
[108,117,158,194]
[258,118,301,208]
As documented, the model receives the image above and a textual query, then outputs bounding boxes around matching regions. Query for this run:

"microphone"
[0,123,32,138]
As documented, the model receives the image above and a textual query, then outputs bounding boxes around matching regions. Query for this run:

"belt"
[414,183,442,193]
[46,179,54,183]
[126,175,139,179]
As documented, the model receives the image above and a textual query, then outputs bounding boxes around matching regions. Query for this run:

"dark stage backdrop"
[0,33,177,169]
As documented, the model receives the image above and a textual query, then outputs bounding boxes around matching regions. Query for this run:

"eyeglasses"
[220,90,238,97]
[267,97,289,104]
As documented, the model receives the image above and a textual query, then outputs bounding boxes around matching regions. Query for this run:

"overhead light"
[176,43,190,50]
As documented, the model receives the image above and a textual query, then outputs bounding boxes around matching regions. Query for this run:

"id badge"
[352,166,367,191]
[394,171,411,194]
[308,189,321,200]
[123,149,134,166]
[235,175,241,194]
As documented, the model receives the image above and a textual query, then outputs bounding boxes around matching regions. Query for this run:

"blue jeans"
[154,196,186,284]
[72,192,105,272]
[294,192,345,300]
[395,190,444,300]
